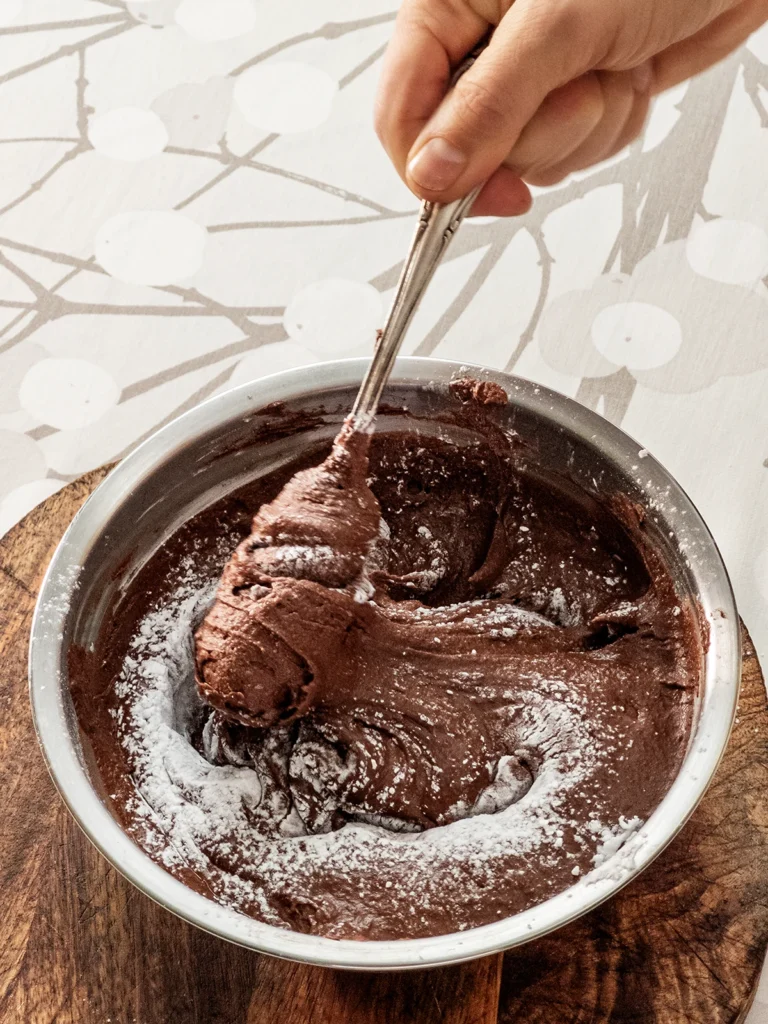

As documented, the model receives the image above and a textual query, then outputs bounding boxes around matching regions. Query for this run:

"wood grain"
[0,470,766,1024]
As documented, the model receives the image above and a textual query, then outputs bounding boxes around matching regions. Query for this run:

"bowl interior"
[69,380,702,656]
[31,359,740,969]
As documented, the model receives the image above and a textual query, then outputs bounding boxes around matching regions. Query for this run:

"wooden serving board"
[1,467,767,1024]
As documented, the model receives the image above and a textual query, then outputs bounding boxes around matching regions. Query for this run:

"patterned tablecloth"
[0,0,766,1013]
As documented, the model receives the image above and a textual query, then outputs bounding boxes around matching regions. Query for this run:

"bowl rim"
[29,356,741,970]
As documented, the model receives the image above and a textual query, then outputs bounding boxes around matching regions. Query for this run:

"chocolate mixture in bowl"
[74,381,699,940]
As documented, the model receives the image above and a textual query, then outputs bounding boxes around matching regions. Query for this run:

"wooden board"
[0,467,766,1024]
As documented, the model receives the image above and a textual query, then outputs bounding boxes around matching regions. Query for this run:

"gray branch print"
[0,0,765,492]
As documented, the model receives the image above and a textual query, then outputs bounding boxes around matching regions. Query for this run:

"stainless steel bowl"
[29,357,740,969]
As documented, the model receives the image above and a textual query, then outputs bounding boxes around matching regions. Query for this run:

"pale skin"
[375,0,768,216]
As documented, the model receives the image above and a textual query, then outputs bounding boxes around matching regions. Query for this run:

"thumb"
[405,0,605,201]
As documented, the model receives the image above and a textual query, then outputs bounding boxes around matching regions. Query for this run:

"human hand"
[375,0,768,215]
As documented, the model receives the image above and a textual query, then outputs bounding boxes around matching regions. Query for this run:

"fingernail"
[631,60,654,94]
[407,137,468,192]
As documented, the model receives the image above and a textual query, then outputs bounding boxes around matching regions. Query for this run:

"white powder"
[592,816,643,868]
[110,560,643,932]
[270,544,335,573]
[36,560,82,639]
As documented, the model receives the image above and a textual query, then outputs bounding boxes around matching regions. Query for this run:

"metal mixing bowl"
[29,358,740,969]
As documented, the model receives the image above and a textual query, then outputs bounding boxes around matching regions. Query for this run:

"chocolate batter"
[74,382,699,940]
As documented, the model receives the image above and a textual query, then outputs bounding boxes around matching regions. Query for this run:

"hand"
[375,0,768,216]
